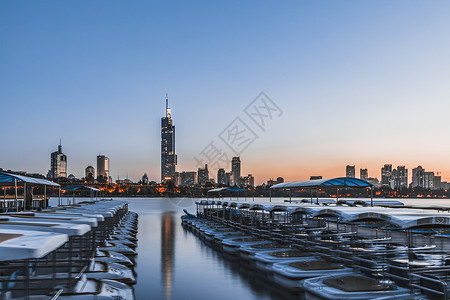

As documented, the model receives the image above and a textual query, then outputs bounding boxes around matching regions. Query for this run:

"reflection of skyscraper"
[161,212,175,300]
[161,96,177,183]
[50,141,67,179]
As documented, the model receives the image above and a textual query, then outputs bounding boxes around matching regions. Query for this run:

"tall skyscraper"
[346,165,355,178]
[412,166,425,188]
[395,166,408,189]
[360,168,368,180]
[225,172,232,186]
[50,141,67,179]
[197,164,209,186]
[381,164,393,187]
[97,155,110,180]
[217,168,226,185]
[231,157,241,186]
[161,96,177,183]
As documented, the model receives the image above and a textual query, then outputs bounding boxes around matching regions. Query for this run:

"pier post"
[269,188,272,202]
[289,189,292,203]
[370,187,374,207]
[14,179,18,211]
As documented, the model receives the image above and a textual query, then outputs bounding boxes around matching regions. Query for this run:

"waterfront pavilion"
[0,172,61,211]
[271,177,375,206]
[62,185,101,205]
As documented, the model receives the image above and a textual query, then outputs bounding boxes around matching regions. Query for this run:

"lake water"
[51,196,450,300]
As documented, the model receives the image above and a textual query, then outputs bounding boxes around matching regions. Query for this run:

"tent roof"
[271,177,373,189]
[208,186,246,193]
[62,185,101,192]
[0,172,60,187]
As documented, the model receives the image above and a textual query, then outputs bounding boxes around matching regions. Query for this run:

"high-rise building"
[161,96,177,183]
[50,142,67,179]
[225,172,232,186]
[346,165,355,178]
[241,174,255,187]
[412,166,425,188]
[197,164,209,186]
[360,168,368,180]
[381,164,393,188]
[231,157,241,186]
[434,175,442,190]
[180,172,196,186]
[217,168,226,185]
[85,166,95,179]
[424,171,434,189]
[394,166,408,189]
[97,155,110,180]
[276,177,284,184]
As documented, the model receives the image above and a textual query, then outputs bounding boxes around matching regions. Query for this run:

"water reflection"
[161,212,176,300]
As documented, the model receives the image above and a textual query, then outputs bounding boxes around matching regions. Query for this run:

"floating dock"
[0,200,138,299]
[183,200,450,299]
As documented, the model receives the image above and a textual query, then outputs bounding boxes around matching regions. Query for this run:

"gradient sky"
[2,1,450,184]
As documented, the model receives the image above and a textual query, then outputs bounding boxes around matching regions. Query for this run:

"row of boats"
[181,200,450,299]
[0,200,138,299]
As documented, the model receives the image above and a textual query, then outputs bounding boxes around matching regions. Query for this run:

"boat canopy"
[208,187,246,193]
[271,177,373,189]
[0,172,60,187]
[63,185,101,192]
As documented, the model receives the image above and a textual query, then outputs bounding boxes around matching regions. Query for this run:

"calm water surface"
[52,196,450,300]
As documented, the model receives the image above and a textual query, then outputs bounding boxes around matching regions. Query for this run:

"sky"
[2,1,450,185]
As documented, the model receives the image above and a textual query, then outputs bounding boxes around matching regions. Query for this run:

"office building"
[412,166,425,188]
[424,171,434,189]
[395,166,408,189]
[381,164,393,188]
[346,165,355,178]
[180,172,196,186]
[161,96,177,183]
[225,172,232,186]
[97,155,110,180]
[85,166,95,179]
[49,142,67,179]
[142,173,149,185]
[360,168,368,180]
[241,174,255,187]
[434,175,442,190]
[197,164,209,186]
[217,168,226,185]
[231,157,241,186]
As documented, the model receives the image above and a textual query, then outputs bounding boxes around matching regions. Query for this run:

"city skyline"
[2,1,450,184]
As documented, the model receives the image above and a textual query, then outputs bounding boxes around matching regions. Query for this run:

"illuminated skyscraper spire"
[161,94,177,183]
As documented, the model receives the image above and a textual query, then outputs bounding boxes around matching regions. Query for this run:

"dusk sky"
[2,1,450,184]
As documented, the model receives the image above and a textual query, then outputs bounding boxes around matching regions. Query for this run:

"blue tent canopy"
[271,177,373,189]
[63,185,100,192]
[0,172,60,187]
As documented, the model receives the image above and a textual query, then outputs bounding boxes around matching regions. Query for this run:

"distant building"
[161,96,177,183]
[197,164,209,186]
[85,166,95,179]
[366,177,380,187]
[381,164,393,188]
[412,166,425,188]
[276,177,284,184]
[97,155,110,181]
[360,168,368,180]
[424,171,434,189]
[267,179,277,187]
[142,173,149,185]
[180,172,196,186]
[68,174,76,181]
[231,157,241,186]
[241,174,255,187]
[225,172,232,186]
[434,175,442,190]
[310,176,322,180]
[217,168,226,185]
[116,178,133,185]
[50,142,67,179]
[346,165,355,178]
[394,166,408,189]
